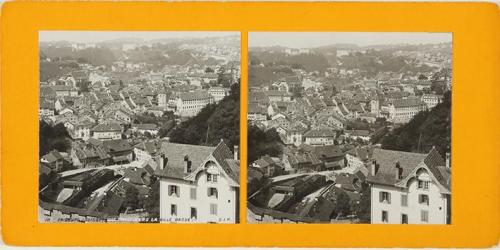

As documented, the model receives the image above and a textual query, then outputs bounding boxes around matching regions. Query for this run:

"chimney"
[370,160,379,176]
[234,145,239,160]
[184,155,192,173]
[395,161,403,180]
[163,154,168,169]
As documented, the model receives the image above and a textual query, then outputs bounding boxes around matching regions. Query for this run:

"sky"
[249,32,452,48]
[39,31,238,43]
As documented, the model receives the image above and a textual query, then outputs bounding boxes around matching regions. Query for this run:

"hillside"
[381,91,451,157]
[168,82,240,148]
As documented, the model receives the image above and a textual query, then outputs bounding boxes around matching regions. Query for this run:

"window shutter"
[388,193,391,204]
[379,192,383,202]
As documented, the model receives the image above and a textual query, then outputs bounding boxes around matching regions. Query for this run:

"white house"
[388,98,427,124]
[208,87,229,103]
[421,94,442,109]
[247,104,267,123]
[156,141,240,224]
[367,148,451,224]
[91,123,122,141]
[303,129,336,146]
[176,91,214,117]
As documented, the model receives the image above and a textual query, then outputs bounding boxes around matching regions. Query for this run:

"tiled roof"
[311,145,345,159]
[304,129,336,138]
[346,130,370,137]
[155,141,239,185]
[91,123,122,132]
[155,143,217,179]
[248,103,267,115]
[266,90,292,97]
[42,150,63,163]
[367,148,448,190]
[391,98,426,108]
[132,123,158,130]
[179,91,212,101]
[103,139,132,153]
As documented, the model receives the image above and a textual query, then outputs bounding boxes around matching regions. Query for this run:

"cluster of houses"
[247,46,452,224]
[39,39,241,223]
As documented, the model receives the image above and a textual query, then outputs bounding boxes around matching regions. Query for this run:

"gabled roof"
[179,91,212,101]
[132,123,158,130]
[91,123,122,132]
[248,103,267,115]
[391,98,426,108]
[103,139,132,153]
[155,141,239,185]
[367,148,449,190]
[304,129,336,138]
[42,150,64,163]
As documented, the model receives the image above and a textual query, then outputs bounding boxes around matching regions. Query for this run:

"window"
[401,214,408,224]
[379,191,391,204]
[418,180,429,190]
[170,204,177,216]
[168,185,179,197]
[421,210,429,222]
[401,194,408,207]
[207,173,218,183]
[190,207,197,219]
[381,210,388,223]
[419,194,429,205]
[208,187,218,198]
[210,203,218,215]
[190,188,197,200]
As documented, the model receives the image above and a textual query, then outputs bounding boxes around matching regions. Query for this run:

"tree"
[124,186,140,210]
[335,191,351,218]
[39,120,71,157]
[169,82,240,148]
[356,183,371,223]
[145,177,160,221]
[247,125,283,163]
[205,67,214,73]
[381,91,451,157]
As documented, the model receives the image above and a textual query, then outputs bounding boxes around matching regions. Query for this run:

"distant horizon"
[39,31,239,43]
[249,32,452,49]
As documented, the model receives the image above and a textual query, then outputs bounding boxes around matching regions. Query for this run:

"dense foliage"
[145,176,160,221]
[168,82,240,148]
[356,183,371,223]
[247,125,284,163]
[381,91,451,157]
[39,120,71,157]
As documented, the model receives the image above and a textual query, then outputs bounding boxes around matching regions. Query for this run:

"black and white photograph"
[247,32,452,224]
[38,31,241,223]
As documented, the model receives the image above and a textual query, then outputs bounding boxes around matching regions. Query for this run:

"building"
[388,98,427,124]
[367,148,451,224]
[208,87,229,103]
[252,155,280,177]
[303,129,336,146]
[40,150,65,172]
[176,91,214,117]
[91,123,122,141]
[71,122,93,141]
[156,141,240,224]
[247,103,267,123]
[51,85,78,97]
[421,94,442,109]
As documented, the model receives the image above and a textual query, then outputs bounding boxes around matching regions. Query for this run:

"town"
[247,33,452,224]
[38,32,241,223]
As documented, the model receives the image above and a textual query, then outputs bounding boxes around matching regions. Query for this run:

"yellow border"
[2,1,500,247]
